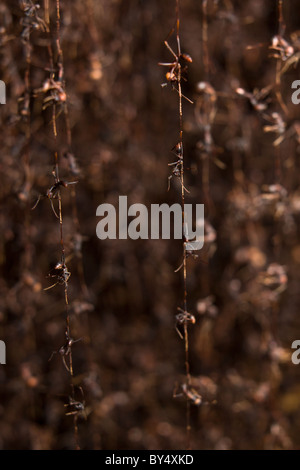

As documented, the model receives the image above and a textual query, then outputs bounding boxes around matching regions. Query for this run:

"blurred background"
[1,0,300,450]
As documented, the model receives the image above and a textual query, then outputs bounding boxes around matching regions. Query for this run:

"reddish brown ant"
[158,29,193,104]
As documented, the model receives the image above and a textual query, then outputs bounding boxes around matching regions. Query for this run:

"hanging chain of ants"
[159,0,200,449]
[21,0,86,449]
[49,0,86,449]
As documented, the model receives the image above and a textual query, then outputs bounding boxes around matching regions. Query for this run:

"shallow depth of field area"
[1,0,300,450]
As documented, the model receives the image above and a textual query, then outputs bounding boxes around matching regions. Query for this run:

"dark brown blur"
[1,0,300,450]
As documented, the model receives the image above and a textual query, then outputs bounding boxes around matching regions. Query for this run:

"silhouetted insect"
[49,330,82,372]
[167,142,189,192]
[44,261,71,291]
[175,307,196,339]
[64,386,86,419]
[32,170,78,218]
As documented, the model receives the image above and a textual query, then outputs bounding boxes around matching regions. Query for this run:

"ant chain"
[159,0,194,450]
[47,0,82,450]
[176,0,192,450]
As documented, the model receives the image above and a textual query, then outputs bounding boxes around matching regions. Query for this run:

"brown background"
[1,0,300,449]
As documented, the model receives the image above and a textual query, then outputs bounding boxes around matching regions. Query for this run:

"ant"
[20,1,48,43]
[35,78,67,111]
[64,386,86,419]
[21,0,42,17]
[32,170,78,218]
[168,142,182,190]
[158,29,193,104]
[175,307,196,339]
[235,86,272,113]
[49,329,82,372]
[270,35,294,62]
[173,383,202,406]
[174,221,202,272]
[263,112,286,144]
[167,142,190,192]
[44,260,71,291]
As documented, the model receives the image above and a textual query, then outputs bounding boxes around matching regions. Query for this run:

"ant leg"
[48,350,57,362]
[44,281,59,291]
[174,259,184,273]
[158,62,175,66]
[176,31,181,57]
[78,386,85,401]
[62,355,71,372]
[175,324,184,339]
[164,40,178,60]
[31,194,43,210]
[49,198,60,218]
[173,85,194,104]
[182,183,190,194]
[65,409,78,416]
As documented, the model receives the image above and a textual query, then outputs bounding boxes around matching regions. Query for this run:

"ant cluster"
[32,169,78,219]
